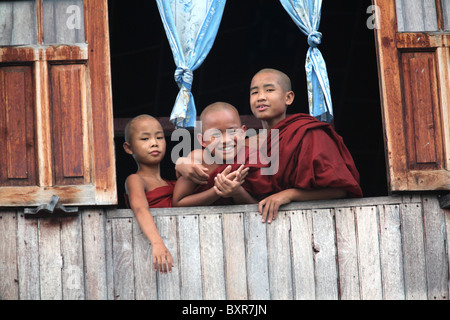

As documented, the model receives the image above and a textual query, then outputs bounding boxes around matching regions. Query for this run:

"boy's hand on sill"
[152,242,174,274]
[258,190,292,224]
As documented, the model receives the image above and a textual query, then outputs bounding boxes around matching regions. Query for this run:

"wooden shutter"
[374,0,450,192]
[0,0,116,206]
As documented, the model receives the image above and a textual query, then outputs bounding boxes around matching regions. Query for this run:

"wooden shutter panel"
[49,63,89,186]
[374,0,450,192]
[0,66,36,186]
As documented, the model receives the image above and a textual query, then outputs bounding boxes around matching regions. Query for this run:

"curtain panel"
[156,0,226,128]
[279,0,333,123]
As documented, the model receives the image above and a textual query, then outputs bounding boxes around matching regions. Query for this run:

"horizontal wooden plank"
[0,185,96,207]
[107,196,407,219]
[0,45,88,62]
[396,33,450,49]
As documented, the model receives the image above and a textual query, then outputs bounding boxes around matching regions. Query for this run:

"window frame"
[373,0,450,192]
[0,0,116,207]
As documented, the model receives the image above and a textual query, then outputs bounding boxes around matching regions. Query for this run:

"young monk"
[172,102,273,207]
[176,69,362,223]
[249,68,363,222]
[123,114,174,273]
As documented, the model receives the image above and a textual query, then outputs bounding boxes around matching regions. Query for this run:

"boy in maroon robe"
[172,102,273,207]
[176,69,362,223]
[249,68,362,222]
[123,115,174,273]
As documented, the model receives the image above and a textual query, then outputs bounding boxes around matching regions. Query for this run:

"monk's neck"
[137,164,161,179]
[261,114,286,131]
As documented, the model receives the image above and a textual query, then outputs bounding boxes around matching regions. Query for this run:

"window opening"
[109,0,387,208]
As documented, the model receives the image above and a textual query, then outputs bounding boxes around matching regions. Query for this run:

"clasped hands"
[175,160,283,223]
[213,165,248,198]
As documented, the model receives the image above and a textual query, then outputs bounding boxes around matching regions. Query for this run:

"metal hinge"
[24,195,78,218]
[438,193,450,209]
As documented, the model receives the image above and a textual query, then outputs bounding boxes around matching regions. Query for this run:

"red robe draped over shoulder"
[266,114,362,198]
[194,147,273,205]
[125,180,175,208]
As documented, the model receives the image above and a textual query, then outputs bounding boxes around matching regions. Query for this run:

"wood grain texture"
[1,196,449,300]
[375,0,450,191]
[222,213,247,300]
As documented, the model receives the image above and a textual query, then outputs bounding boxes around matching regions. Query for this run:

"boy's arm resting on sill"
[172,175,221,207]
[125,174,173,273]
[258,187,347,223]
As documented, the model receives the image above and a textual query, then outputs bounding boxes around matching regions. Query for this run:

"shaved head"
[199,102,241,123]
[124,114,157,143]
[252,68,292,92]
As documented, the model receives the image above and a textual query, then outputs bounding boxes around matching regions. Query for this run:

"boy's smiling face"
[199,108,246,163]
[250,71,294,126]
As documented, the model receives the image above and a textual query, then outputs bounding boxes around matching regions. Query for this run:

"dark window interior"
[109,0,388,208]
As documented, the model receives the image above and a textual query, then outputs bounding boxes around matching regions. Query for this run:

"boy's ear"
[197,132,207,148]
[123,141,134,155]
[285,90,295,106]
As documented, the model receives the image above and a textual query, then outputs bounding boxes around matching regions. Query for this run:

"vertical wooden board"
[245,212,270,300]
[422,196,449,300]
[178,215,203,300]
[445,206,450,297]
[290,210,315,300]
[85,0,117,205]
[38,218,63,300]
[222,213,247,300]
[396,0,438,31]
[82,210,108,300]
[17,212,40,299]
[199,214,226,300]
[378,204,406,300]
[111,218,135,300]
[311,209,339,300]
[52,0,85,44]
[132,217,157,300]
[0,212,19,300]
[335,208,360,300]
[156,215,181,300]
[42,0,56,43]
[0,3,13,45]
[11,0,37,45]
[105,217,114,300]
[267,211,293,300]
[60,215,84,300]
[355,206,383,300]
[401,203,427,300]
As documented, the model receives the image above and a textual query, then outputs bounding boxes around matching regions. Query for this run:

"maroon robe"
[194,147,273,205]
[125,180,175,208]
[264,114,363,198]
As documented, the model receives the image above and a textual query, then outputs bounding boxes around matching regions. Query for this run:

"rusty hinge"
[438,193,450,209]
[24,195,78,218]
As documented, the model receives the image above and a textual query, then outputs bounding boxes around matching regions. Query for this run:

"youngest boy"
[123,114,174,273]
[172,102,272,207]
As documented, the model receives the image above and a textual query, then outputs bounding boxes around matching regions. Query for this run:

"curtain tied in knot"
[307,31,322,48]
[174,66,193,91]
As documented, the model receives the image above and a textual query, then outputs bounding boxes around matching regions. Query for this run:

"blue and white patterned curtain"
[156,0,226,128]
[279,0,333,123]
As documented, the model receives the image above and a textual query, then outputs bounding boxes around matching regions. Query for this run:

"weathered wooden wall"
[0,195,449,300]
